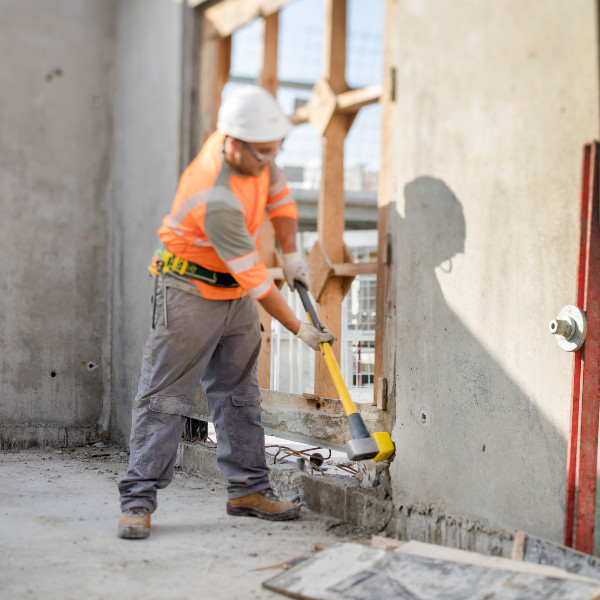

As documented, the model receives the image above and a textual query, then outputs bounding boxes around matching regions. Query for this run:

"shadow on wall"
[387,176,566,552]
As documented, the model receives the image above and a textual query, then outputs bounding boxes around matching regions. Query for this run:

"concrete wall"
[109,0,185,445]
[385,0,600,553]
[0,0,117,446]
[0,0,184,448]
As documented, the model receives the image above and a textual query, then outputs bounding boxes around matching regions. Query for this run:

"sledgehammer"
[295,281,395,462]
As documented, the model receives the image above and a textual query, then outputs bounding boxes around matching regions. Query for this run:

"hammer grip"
[295,281,321,329]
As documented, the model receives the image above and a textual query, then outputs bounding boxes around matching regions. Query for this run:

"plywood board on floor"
[263,541,600,600]
[512,530,600,581]
[393,539,600,584]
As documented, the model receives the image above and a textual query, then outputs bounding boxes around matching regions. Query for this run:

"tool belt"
[150,244,239,288]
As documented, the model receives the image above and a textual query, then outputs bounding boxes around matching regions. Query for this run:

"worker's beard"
[245,162,268,177]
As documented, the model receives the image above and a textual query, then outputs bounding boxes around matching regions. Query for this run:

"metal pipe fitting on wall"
[549,305,587,352]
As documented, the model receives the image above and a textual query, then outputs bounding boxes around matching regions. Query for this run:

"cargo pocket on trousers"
[226,392,265,468]
[135,396,190,472]
[149,395,192,417]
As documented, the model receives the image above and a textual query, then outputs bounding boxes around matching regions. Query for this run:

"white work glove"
[296,322,335,351]
[282,252,310,291]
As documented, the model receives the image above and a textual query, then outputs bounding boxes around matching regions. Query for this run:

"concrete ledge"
[191,388,395,450]
[176,441,226,484]
[0,424,102,450]
[176,440,394,533]
[176,441,515,556]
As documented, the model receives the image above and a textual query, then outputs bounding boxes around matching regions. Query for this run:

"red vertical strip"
[574,141,600,554]
[565,350,584,546]
[564,144,591,547]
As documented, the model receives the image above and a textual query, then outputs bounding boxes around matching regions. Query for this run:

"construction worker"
[117,85,334,539]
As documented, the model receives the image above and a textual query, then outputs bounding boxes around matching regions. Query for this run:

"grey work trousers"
[118,282,271,513]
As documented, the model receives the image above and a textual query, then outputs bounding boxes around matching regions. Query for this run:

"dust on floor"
[0,446,363,600]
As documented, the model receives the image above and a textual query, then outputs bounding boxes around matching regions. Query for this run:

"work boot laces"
[125,507,149,517]
[259,488,279,501]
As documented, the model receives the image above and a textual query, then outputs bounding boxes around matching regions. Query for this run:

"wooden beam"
[337,83,382,112]
[205,0,294,37]
[306,78,338,136]
[323,0,347,94]
[288,83,382,129]
[315,117,348,399]
[288,104,309,125]
[260,13,279,96]
[313,0,349,399]
[333,261,377,276]
[255,12,280,386]
[199,15,231,144]
[373,0,396,409]
[198,16,219,144]
[264,541,600,599]
[216,34,232,110]
[513,530,600,581]
[257,218,278,388]
[307,240,334,301]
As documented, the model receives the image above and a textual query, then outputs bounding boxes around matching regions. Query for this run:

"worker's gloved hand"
[296,322,335,351]
[282,252,310,291]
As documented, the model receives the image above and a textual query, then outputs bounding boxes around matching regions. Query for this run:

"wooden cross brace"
[289,78,383,137]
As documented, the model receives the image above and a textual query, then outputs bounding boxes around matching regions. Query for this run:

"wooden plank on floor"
[336,84,382,112]
[512,530,600,581]
[263,541,600,600]
[396,540,600,585]
[263,543,386,600]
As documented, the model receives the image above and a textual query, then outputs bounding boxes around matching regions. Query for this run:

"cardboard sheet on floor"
[262,541,600,600]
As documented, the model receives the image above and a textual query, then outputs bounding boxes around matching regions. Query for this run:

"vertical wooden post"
[256,220,278,388]
[199,14,231,144]
[257,12,280,388]
[314,0,349,399]
[215,35,232,117]
[373,0,395,409]
[260,13,279,96]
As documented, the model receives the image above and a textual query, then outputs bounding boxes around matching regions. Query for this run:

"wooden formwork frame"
[186,0,394,437]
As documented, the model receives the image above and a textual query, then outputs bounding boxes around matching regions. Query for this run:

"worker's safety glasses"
[243,142,283,164]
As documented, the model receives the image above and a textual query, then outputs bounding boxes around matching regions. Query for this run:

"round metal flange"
[549,305,587,352]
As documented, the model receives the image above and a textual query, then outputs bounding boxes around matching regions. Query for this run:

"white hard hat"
[217,85,293,143]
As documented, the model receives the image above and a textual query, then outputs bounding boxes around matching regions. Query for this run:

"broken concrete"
[177,440,515,557]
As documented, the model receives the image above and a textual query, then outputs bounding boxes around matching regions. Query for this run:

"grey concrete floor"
[0,446,360,600]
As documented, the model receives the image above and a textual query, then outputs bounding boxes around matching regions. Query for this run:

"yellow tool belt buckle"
[157,249,173,273]
[170,256,189,276]
[156,248,188,276]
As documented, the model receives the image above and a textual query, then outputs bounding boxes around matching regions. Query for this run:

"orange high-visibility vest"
[157,132,298,300]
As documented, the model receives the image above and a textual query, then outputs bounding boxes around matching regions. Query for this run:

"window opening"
[221,0,383,401]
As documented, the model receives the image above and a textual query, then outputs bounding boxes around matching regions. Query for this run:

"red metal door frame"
[564,141,600,553]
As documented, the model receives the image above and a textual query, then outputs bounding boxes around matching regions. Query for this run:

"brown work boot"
[226,488,300,521]
[118,507,151,539]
